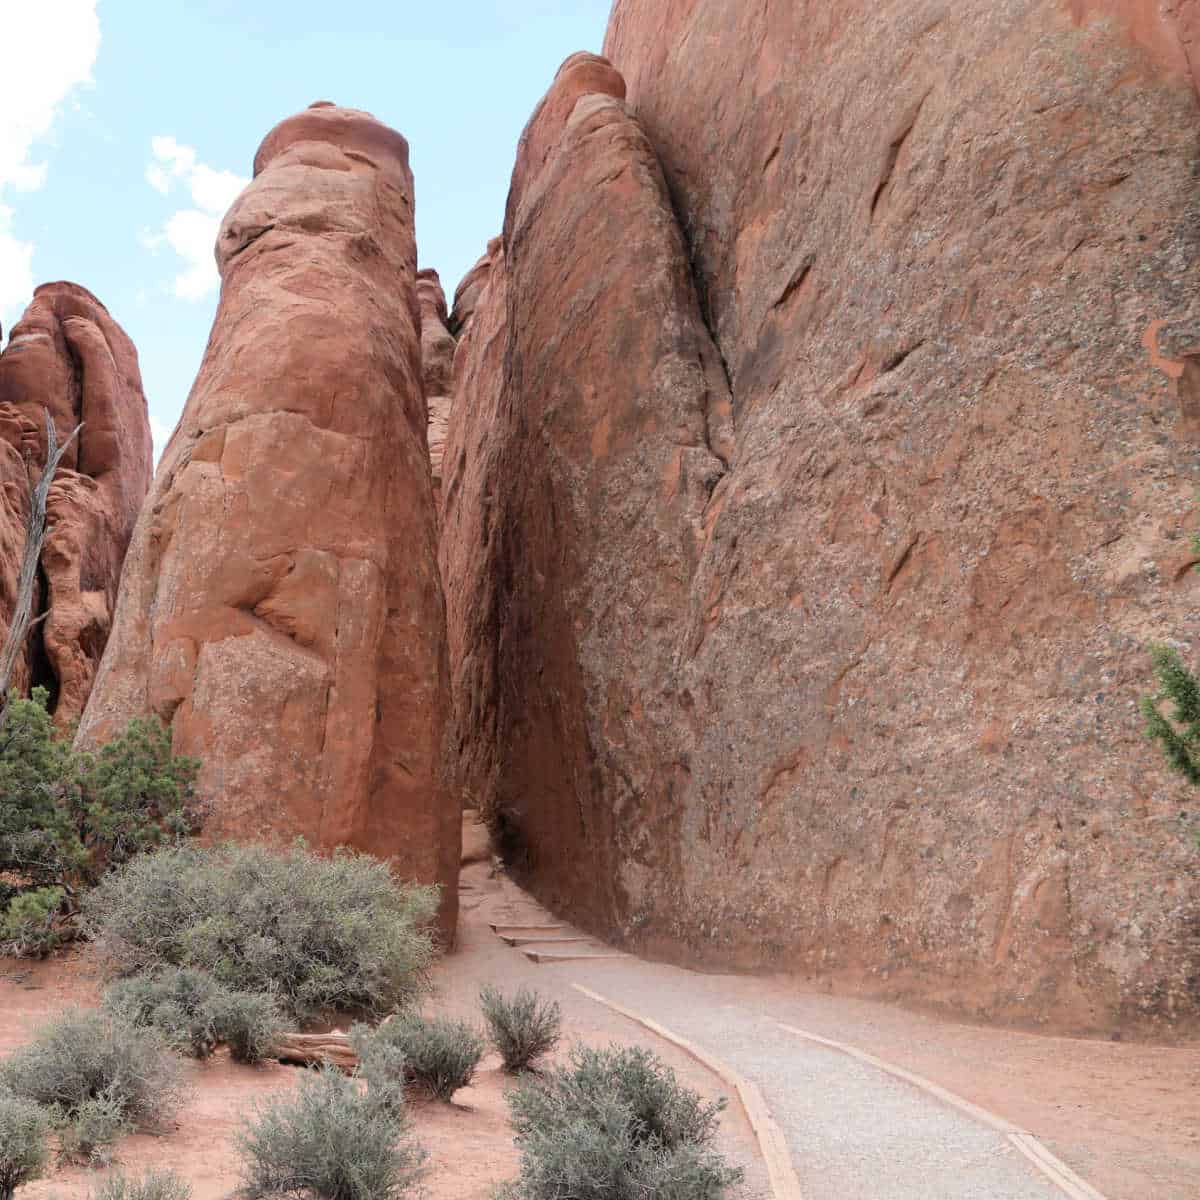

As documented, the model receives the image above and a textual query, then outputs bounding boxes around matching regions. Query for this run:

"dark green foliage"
[103,968,284,1063]
[504,1045,742,1200]
[91,1169,191,1200]
[479,985,560,1073]
[1141,644,1200,786]
[0,1092,49,1200]
[84,844,438,1023]
[0,690,200,955]
[237,1067,425,1200]
[351,1013,483,1103]
[0,1008,183,1164]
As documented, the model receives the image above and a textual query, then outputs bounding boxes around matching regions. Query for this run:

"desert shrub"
[0,1008,183,1154]
[91,1169,191,1200]
[55,1090,130,1166]
[0,691,200,955]
[351,1013,482,1102]
[209,989,285,1064]
[237,1066,424,1200]
[0,887,65,958]
[84,844,437,1022]
[505,1045,742,1200]
[0,1092,49,1200]
[479,985,560,1073]
[102,968,283,1063]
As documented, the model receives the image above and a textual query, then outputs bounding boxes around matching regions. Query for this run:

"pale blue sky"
[0,0,612,458]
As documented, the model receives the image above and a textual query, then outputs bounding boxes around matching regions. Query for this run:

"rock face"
[417,269,456,504]
[78,104,458,939]
[448,237,500,336]
[0,282,152,724]
[442,2,1200,1033]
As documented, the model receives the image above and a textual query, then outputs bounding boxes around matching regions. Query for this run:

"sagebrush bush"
[479,986,560,1073]
[56,1091,130,1166]
[237,1067,424,1200]
[84,844,438,1022]
[0,690,200,956]
[352,1014,483,1102]
[0,1008,183,1154]
[91,1169,191,1200]
[0,1092,49,1200]
[505,1045,742,1200]
[103,968,284,1063]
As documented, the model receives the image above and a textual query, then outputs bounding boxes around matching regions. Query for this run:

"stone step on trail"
[522,948,627,964]
[498,934,593,947]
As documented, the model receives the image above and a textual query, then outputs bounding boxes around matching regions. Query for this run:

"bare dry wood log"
[271,1031,359,1070]
[0,412,81,730]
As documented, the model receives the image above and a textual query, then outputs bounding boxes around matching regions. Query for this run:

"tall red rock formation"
[442,2,1200,1032]
[0,282,152,724]
[448,237,500,337]
[417,269,455,505]
[78,103,458,939]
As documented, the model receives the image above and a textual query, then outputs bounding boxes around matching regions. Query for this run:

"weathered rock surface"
[417,269,455,504]
[443,3,1200,1032]
[448,237,500,336]
[78,104,458,939]
[0,282,152,724]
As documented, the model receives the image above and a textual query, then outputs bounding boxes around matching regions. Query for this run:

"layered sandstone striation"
[417,269,456,504]
[78,104,458,938]
[442,3,1200,1032]
[0,283,152,724]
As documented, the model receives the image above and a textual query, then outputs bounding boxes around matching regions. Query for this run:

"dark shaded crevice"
[880,338,927,375]
[27,563,59,712]
[870,94,928,222]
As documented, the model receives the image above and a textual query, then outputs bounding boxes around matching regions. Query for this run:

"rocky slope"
[76,103,458,940]
[0,282,152,724]
[440,2,1200,1030]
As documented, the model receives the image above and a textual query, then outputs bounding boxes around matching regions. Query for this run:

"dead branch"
[272,1031,359,1071]
[0,413,82,730]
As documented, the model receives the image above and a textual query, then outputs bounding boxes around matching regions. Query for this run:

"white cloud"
[0,0,100,331]
[142,137,247,302]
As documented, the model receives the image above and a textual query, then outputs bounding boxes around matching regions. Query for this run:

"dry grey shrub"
[0,1009,183,1167]
[503,1044,743,1200]
[479,985,561,1073]
[84,843,438,1022]
[237,1067,425,1200]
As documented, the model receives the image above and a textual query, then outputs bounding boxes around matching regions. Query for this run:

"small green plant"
[1142,644,1200,785]
[103,968,284,1063]
[0,690,201,956]
[0,1008,183,1160]
[351,1013,483,1103]
[84,844,437,1022]
[479,985,560,1073]
[237,1066,425,1200]
[504,1045,742,1200]
[0,1092,49,1200]
[90,1169,191,1200]
[0,887,65,958]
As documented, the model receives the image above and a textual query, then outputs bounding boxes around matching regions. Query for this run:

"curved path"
[442,833,1197,1200]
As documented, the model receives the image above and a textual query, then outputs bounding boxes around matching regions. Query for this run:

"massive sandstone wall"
[0,283,152,724]
[78,104,458,939]
[442,2,1200,1030]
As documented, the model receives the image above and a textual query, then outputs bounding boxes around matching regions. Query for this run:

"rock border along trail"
[457,823,1195,1200]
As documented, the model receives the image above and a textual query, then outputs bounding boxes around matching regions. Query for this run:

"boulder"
[0,282,152,724]
[77,104,458,940]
